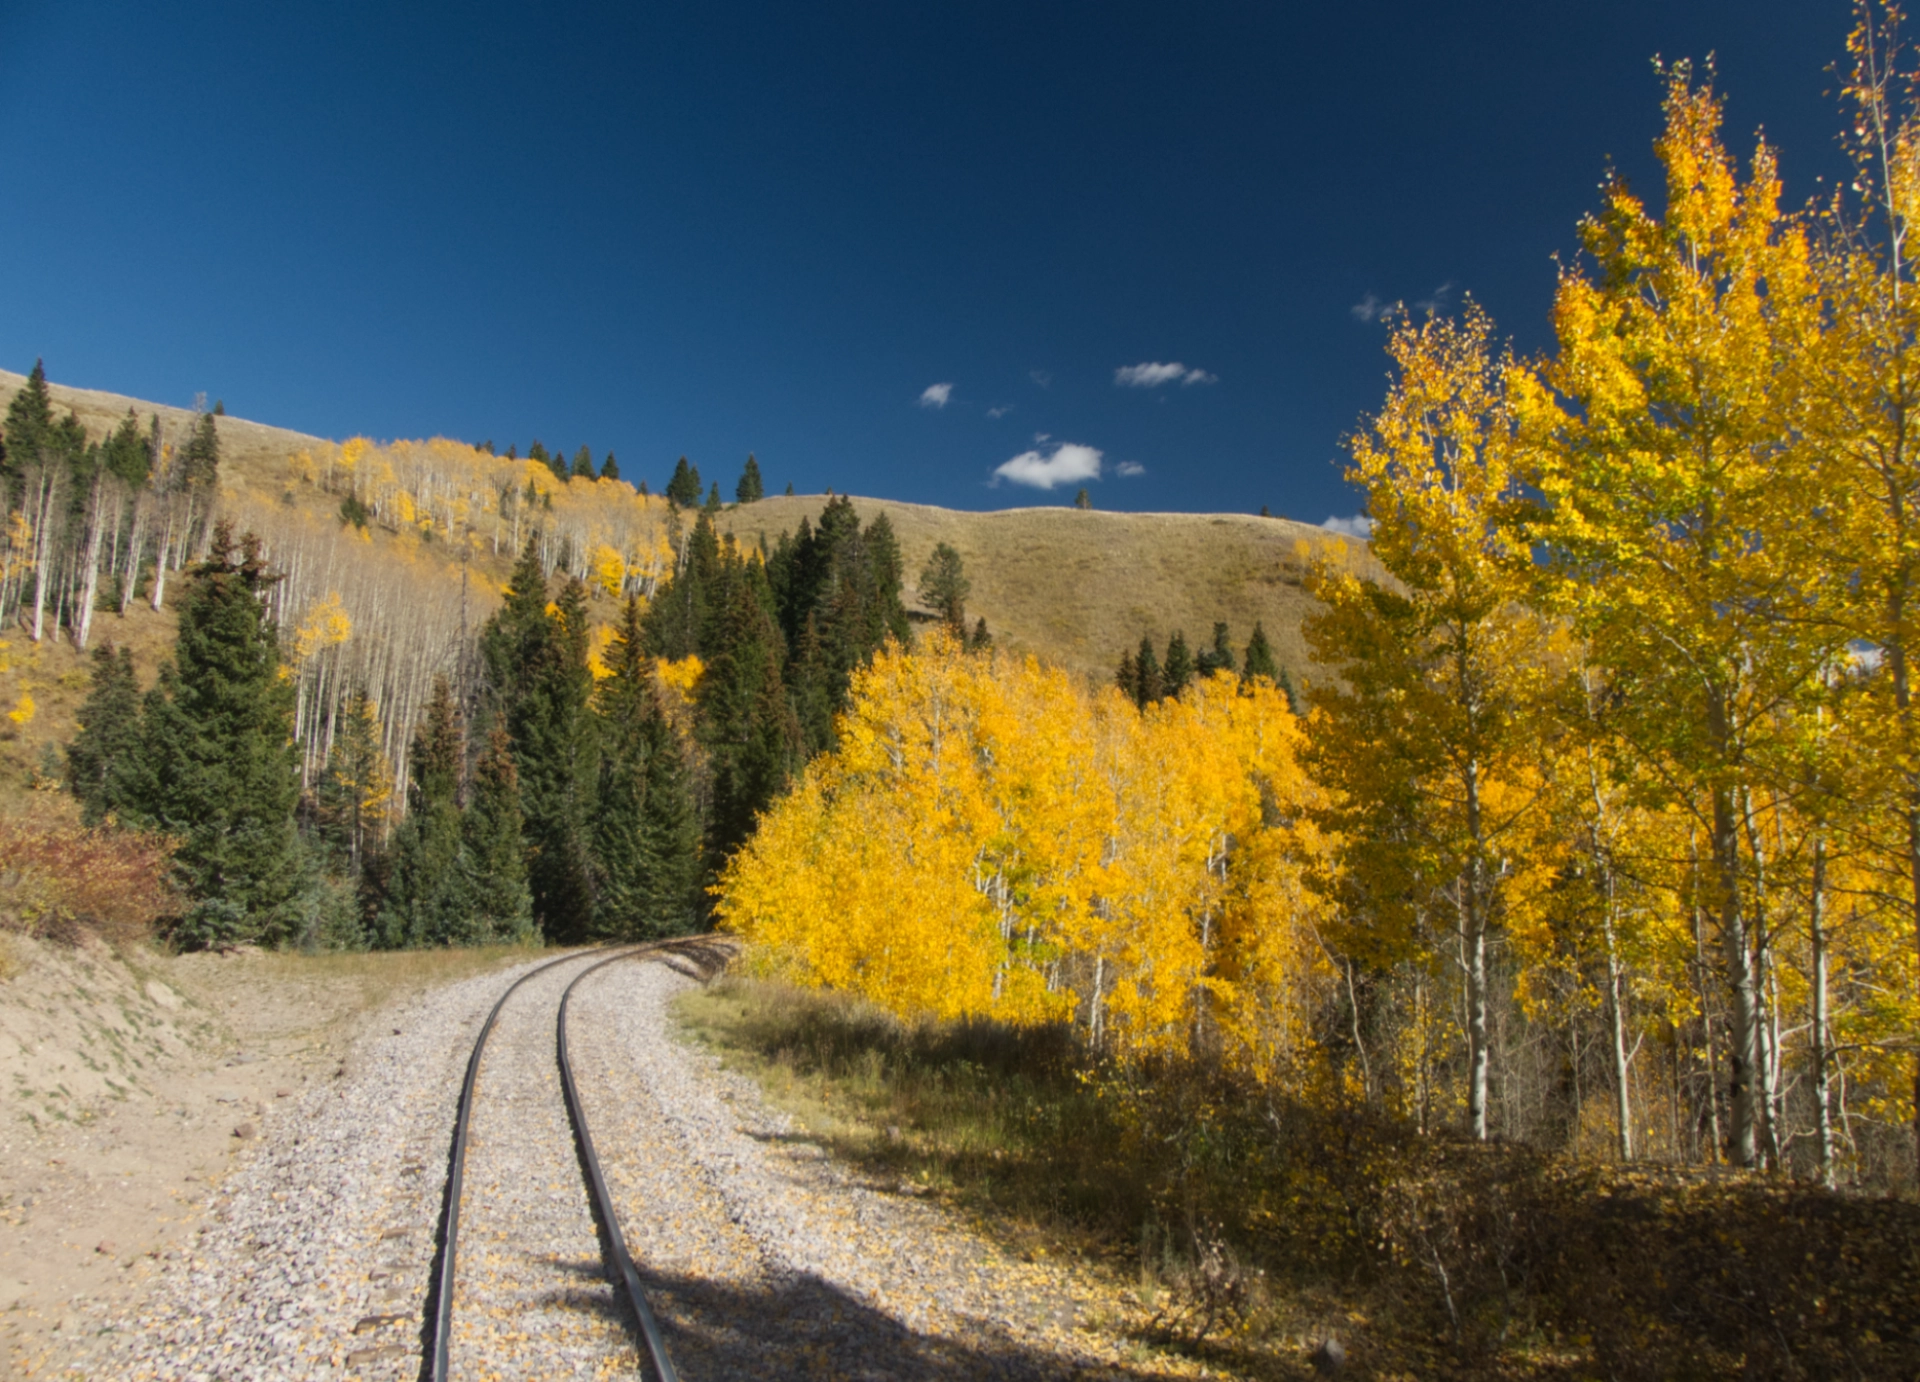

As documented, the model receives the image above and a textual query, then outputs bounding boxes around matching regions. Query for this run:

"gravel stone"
[99,946,1170,1380]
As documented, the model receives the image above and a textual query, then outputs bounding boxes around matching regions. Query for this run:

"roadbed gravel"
[96,947,1173,1381]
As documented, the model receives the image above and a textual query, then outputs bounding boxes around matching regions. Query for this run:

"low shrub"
[0,820,179,945]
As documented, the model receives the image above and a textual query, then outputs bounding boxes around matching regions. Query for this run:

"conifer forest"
[8,6,1920,1374]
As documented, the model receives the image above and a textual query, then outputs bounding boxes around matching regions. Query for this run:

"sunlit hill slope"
[0,366,1361,796]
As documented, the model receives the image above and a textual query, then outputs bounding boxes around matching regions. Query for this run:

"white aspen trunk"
[1810,836,1835,1188]
[151,506,175,611]
[120,490,145,615]
[74,474,109,651]
[1602,885,1634,1160]
[29,470,61,644]
[1713,783,1761,1168]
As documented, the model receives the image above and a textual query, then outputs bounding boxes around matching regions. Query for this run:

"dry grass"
[678,974,1920,1381]
[718,495,1367,686]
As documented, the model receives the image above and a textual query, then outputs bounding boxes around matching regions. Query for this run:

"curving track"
[427,942,703,1382]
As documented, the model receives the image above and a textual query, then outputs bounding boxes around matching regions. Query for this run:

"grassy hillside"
[0,366,1364,796]
[714,497,1350,686]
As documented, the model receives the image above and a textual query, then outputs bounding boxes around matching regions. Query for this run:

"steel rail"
[426,947,619,1382]
[557,948,682,1382]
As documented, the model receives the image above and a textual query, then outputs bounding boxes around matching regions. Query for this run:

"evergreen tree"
[99,410,150,488]
[132,525,300,946]
[312,689,391,881]
[666,456,702,506]
[601,452,621,482]
[918,541,971,635]
[1,358,53,481]
[968,615,992,652]
[1134,635,1165,708]
[1196,621,1237,678]
[1074,487,1092,510]
[1115,649,1140,704]
[641,512,721,661]
[1242,621,1279,683]
[1163,631,1194,700]
[66,644,143,825]
[508,574,598,941]
[571,444,595,478]
[704,481,723,513]
[700,565,801,865]
[460,726,534,943]
[378,677,465,947]
[784,481,795,496]
[179,409,220,493]
[591,597,700,937]
[767,497,911,751]
[736,453,765,503]
[637,478,649,496]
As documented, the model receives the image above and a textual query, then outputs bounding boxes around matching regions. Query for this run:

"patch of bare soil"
[0,934,531,1378]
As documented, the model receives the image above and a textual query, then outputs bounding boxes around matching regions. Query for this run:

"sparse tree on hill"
[917,541,971,636]
[601,452,620,482]
[1242,622,1278,683]
[1074,487,1091,510]
[1133,635,1164,708]
[1163,631,1194,700]
[737,454,765,504]
[704,481,723,513]
[571,445,595,479]
[1197,621,1236,678]
[666,456,702,507]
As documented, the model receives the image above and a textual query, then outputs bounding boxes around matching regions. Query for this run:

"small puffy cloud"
[1116,460,1145,477]
[994,441,1103,490]
[1322,514,1373,539]
[1114,361,1216,389]
[987,405,1012,419]
[1029,369,1052,389]
[1415,282,1455,315]
[918,382,954,409]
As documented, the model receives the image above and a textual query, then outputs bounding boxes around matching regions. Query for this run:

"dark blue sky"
[0,1,1847,521]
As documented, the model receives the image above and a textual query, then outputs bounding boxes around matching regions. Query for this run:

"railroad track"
[425,940,728,1382]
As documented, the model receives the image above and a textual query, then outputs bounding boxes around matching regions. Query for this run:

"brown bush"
[1374,1144,1920,1378]
[0,821,179,945]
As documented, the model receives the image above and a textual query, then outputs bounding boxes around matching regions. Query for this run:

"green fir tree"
[133,526,300,946]
[666,456,703,507]
[66,644,144,825]
[736,453,765,503]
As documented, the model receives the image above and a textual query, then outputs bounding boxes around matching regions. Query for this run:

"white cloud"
[1116,362,1188,388]
[987,405,1012,419]
[1351,293,1396,323]
[1115,361,1217,389]
[1414,282,1455,315]
[1029,369,1052,389]
[1117,460,1145,477]
[918,382,954,409]
[1322,514,1373,539]
[994,442,1103,490]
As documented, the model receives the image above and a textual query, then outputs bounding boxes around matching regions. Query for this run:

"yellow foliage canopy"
[716,634,1333,1076]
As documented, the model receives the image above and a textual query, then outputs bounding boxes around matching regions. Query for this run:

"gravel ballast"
[100,947,1166,1381]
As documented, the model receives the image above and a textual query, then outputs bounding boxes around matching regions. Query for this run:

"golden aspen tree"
[1521,65,1842,1167]
[1304,305,1551,1142]
[1808,0,1920,1167]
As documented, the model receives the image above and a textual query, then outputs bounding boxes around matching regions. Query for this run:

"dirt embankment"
[0,934,527,1378]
